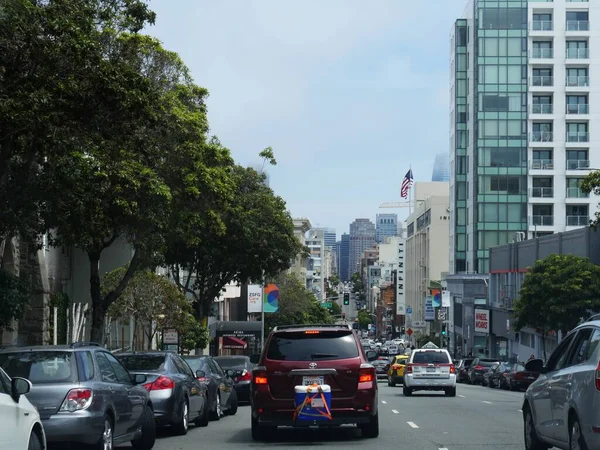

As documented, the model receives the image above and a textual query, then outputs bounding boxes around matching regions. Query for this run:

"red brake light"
[595,361,600,391]
[450,365,456,374]
[305,330,320,334]
[359,364,375,382]
[475,365,484,370]
[143,375,175,391]
[237,369,252,382]
[253,369,268,385]
[406,364,413,374]
[60,388,93,412]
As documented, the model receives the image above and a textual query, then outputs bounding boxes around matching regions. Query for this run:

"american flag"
[400,169,414,199]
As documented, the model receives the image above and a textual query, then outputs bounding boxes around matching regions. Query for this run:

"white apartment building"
[289,218,311,282]
[306,228,326,300]
[405,182,450,332]
[528,0,600,237]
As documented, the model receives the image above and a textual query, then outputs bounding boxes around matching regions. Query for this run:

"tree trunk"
[89,251,105,343]
[541,331,547,361]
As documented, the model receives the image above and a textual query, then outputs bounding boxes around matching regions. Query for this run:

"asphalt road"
[117,381,537,450]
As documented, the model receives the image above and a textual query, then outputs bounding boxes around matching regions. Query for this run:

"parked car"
[455,358,474,383]
[488,362,513,388]
[403,348,456,396]
[182,355,238,420]
[522,318,600,450]
[506,363,540,391]
[482,363,500,387]
[250,323,380,440]
[116,352,210,433]
[0,367,46,450]
[466,358,499,385]
[0,343,155,449]
[213,356,254,402]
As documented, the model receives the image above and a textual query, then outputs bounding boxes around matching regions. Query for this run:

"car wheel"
[226,390,238,416]
[194,396,210,427]
[524,405,549,450]
[28,431,43,450]
[388,377,396,387]
[445,387,456,397]
[131,404,156,450]
[211,392,222,421]
[172,399,189,435]
[360,412,379,438]
[91,416,113,450]
[569,415,588,450]
[251,415,274,441]
[403,386,412,396]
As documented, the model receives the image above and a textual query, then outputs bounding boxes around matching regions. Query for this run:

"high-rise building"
[313,227,336,248]
[449,0,598,274]
[339,234,350,281]
[375,213,398,243]
[432,152,450,182]
[349,219,376,277]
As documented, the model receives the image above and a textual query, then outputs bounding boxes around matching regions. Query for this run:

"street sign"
[438,310,446,320]
[321,302,332,308]
[406,307,412,314]
[163,329,178,344]
[422,341,439,349]
[406,328,413,336]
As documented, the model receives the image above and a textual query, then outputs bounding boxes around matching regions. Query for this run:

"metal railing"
[531,75,553,86]
[566,21,589,31]
[566,187,589,198]
[566,104,589,114]
[530,131,553,142]
[566,48,589,59]
[530,159,553,170]
[566,132,589,143]
[566,75,589,87]
[532,215,554,226]
[531,21,553,31]
[532,104,553,114]
[566,215,589,226]
[566,159,590,170]
[530,187,554,198]
[531,48,553,58]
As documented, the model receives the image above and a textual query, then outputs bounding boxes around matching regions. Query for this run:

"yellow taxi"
[387,354,409,386]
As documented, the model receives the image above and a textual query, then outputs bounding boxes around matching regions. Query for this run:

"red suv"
[250,324,379,440]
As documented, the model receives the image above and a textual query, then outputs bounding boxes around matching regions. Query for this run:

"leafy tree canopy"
[350,272,366,302]
[580,173,600,227]
[0,269,30,332]
[357,310,372,330]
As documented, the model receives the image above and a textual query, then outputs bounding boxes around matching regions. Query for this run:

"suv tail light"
[236,369,252,382]
[595,361,600,391]
[143,376,175,391]
[60,388,93,412]
[253,368,268,385]
[359,364,375,382]
[474,365,484,370]
[449,365,456,374]
[405,364,413,374]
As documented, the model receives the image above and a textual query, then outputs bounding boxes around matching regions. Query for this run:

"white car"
[403,349,456,397]
[0,367,46,450]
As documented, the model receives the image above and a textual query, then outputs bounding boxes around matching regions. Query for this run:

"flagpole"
[408,164,412,217]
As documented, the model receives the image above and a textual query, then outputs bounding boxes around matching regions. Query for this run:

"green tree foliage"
[513,254,600,359]
[264,273,334,333]
[350,272,366,302]
[581,173,600,227]
[178,317,210,355]
[0,269,30,333]
[166,162,304,319]
[357,310,372,330]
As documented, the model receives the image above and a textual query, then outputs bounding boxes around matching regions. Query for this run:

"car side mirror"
[196,370,206,379]
[11,377,31,402]
[226,369,235,378]
[132,374,147,385]
[525,358,544,373]
[366,350,378,362]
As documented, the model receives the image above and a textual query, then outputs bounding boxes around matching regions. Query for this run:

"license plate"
[311,398,324,408]
[527,376,534,380]
[427,367,436,372]
[303,376,324,386]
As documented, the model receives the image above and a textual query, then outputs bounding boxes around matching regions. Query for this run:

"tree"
[0,269,30,333]
[166,160,304,319]
[350,272,366,302]
[264,273,333,332]
[581,173,600,227]
[103,267,195,350]
[513,254,600,360]
[357,310,372,330]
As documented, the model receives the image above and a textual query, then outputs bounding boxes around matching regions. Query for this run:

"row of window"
[531,122,589,142]
[531,11,589,32]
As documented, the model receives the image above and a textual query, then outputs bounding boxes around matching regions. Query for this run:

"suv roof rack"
[70,341,102,348]
[272,324,352,331]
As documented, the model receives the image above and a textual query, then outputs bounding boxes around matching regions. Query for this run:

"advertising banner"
[425,296,435,321]
[474,309,490,333]
[263,284,279,313]
[396,239,406,315]
[442,291,451,307]
[247,284,262,313]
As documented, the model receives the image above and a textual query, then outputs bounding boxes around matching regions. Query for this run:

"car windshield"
[412,351,450,364]
[117,354,166,371]
[183,357,209,372]
[266,331,359,361]
[0,351,78,383]
[214,357,248,368]
[478,360,499,367]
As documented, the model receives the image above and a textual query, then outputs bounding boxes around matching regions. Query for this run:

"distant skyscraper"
[376,214,398,243]
[349,219,376,277]
[339,234,350,281]
[313,227,336,248]
[431,153,450,182]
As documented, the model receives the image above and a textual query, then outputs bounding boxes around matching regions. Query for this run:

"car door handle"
[546,386,552,391]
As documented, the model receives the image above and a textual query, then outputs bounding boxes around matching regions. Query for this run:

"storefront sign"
[474,309,490,333]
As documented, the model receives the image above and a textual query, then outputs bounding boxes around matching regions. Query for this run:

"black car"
[466,358,500,385]
[213,356,254,402]
[183,355,238,420]
[116,352,210,433]
[455,358,474,383]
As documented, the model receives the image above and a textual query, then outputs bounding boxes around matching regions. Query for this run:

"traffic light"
[441,324,447,336]
[401,327,405,334]
[343,293,350,305]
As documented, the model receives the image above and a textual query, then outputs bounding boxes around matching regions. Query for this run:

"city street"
[127,383,529,450]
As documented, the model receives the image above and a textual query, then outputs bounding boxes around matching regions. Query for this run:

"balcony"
[566,76,589,87]
[532,104,553,114]
[532,215,554,226]
[566,187,589,198]
[566,215,589,226]
[532,21,553,31]
[530,131,553,142]
[530,187,554,198]
[566,48,589,59]
[566,104,589,114]
[531,76,553,87]
[566,159,590,170]
[566,132,589,143]
[530,159,554,170]
[531,48,553,59]
[566,21,590,31]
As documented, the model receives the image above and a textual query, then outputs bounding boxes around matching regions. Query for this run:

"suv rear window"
[478,360,499,367]
[0,351,78,383]
[117,355,166,371]
[412,351,450,364]
[266,331,359,361]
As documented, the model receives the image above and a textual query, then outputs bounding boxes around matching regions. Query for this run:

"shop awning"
[222,335,248,349]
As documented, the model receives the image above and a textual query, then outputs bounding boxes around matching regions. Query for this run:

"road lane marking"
[518,409,522,412]
[392,409,399,414]
[381,400,387,404]
[439,448,449,450]
[482,401,492,404]
[407,421,419,428]
[458,394,466,398]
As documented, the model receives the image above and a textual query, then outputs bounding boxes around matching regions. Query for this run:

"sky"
[146,0,467,238]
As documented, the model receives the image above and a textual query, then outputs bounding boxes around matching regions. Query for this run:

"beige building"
[288,218,311,282]
[405,182,450,332]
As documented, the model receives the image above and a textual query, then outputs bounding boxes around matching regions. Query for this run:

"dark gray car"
[213,356,254,402]
[0,343,155,449]
[116,352,209,434]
